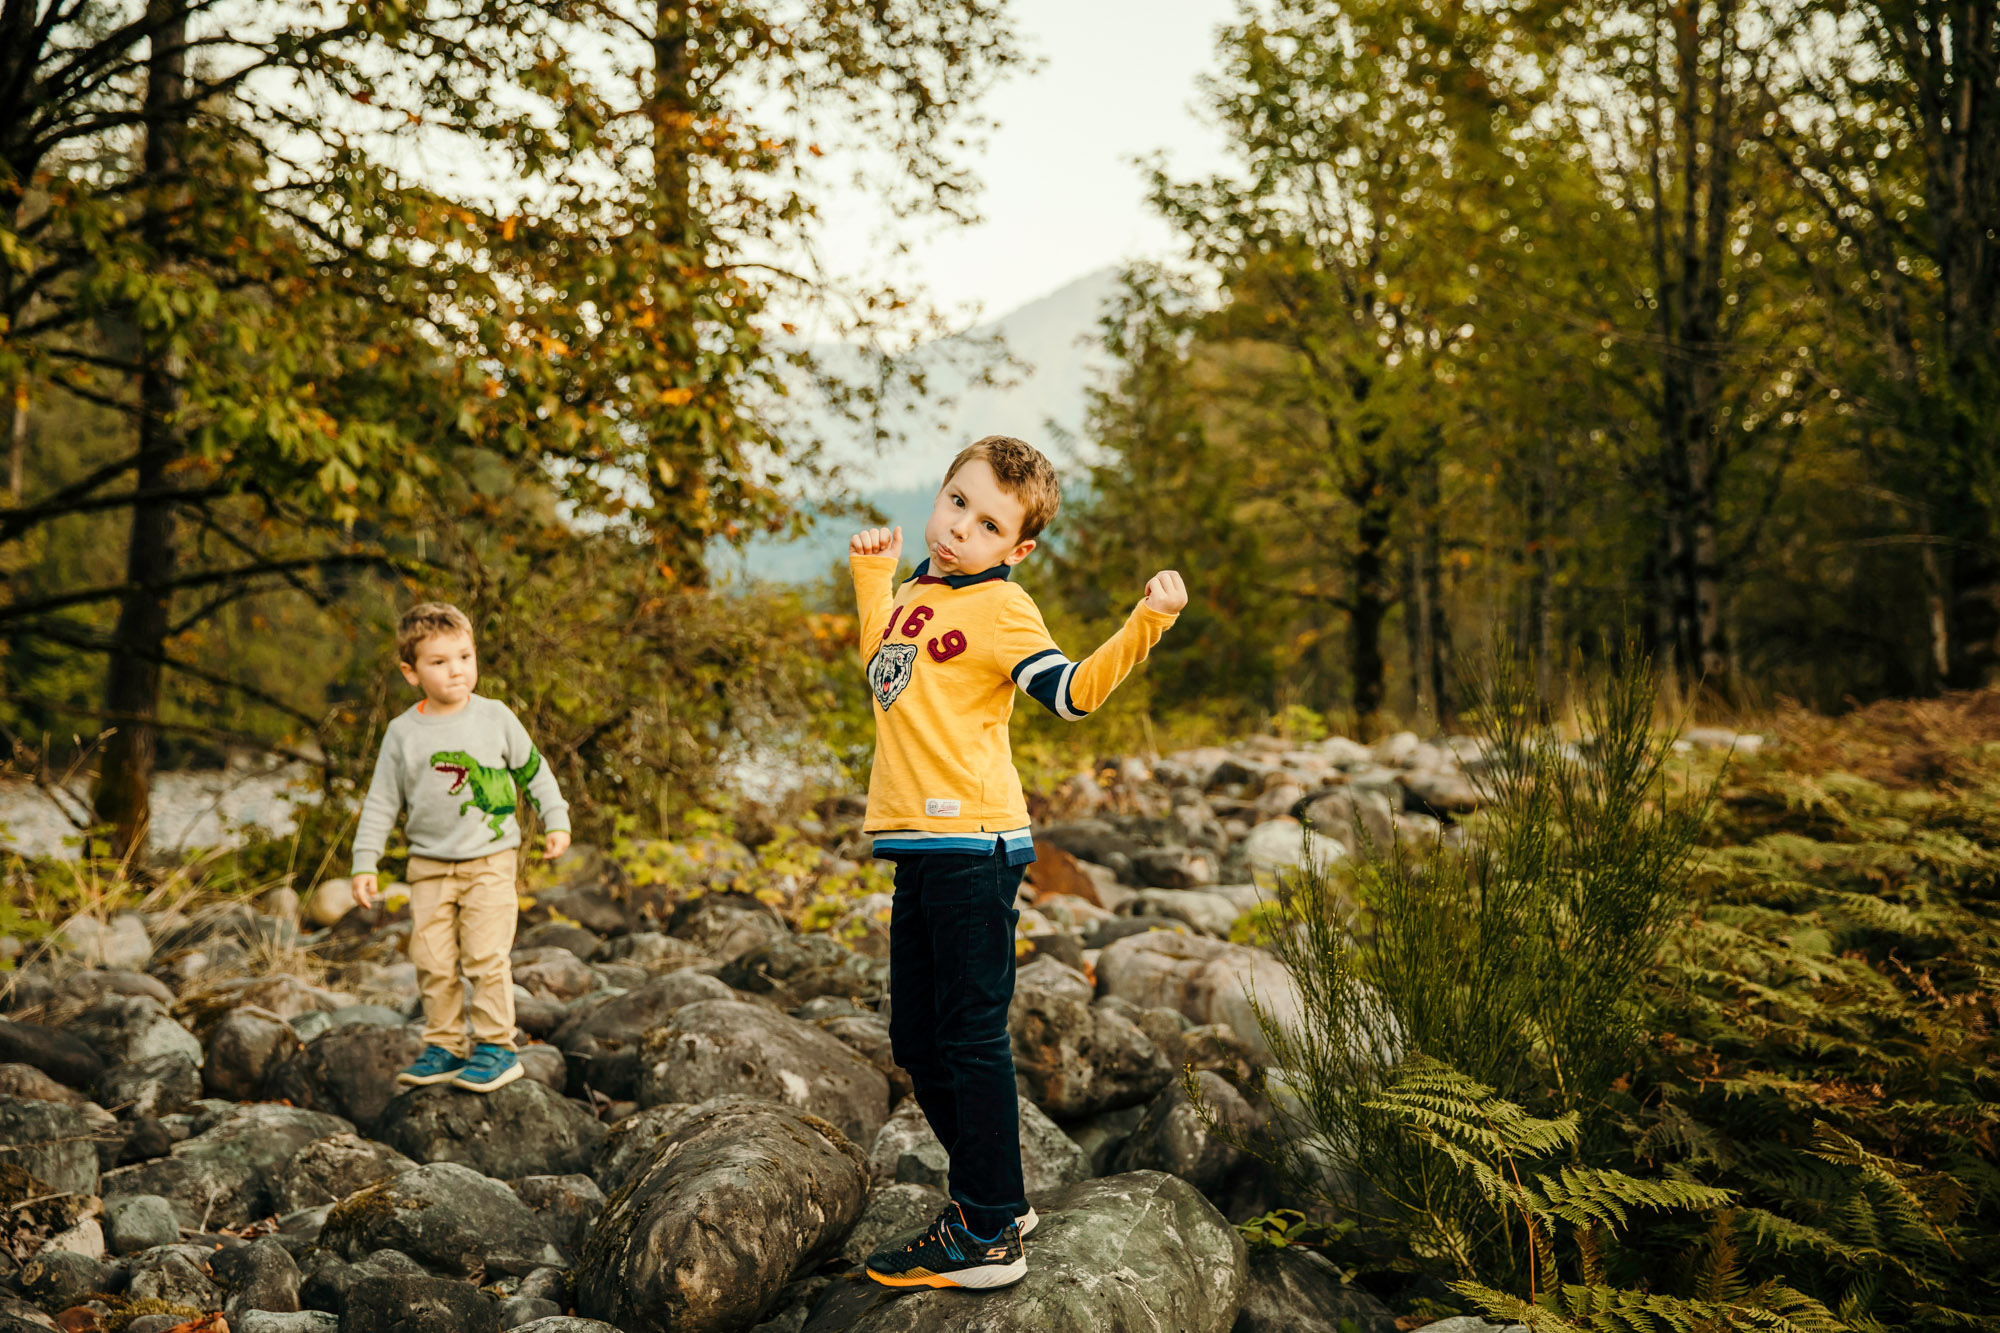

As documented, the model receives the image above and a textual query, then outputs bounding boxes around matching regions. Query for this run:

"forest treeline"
[4,0,1999,850]
[0,0,1019,852]
[1056,0,2000,734]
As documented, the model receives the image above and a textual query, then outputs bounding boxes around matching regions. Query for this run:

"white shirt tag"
[925,798,961,817]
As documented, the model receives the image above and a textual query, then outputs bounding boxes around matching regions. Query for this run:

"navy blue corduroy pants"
[885,845,1028,1237]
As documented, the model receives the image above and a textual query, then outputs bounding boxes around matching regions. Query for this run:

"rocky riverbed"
[3,725,1741,1333]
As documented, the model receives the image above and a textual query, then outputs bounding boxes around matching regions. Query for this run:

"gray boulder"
[1232,1245,1399,1333]
[0,1097,106,1195]
[1033,820,1148,868]
[100,1103,354,1229]
[501,1296,564,1327]
[837,1182,947,1267]
[104,1192,181,1255]
[665,891,788,961]
[1239,819,1343,892]
[509,1173,606,1255]
[575,1097,868,1333]
[0,1061,85,1105]
[343,1273,499,1333]
[204,1005,301,1100]
[801,1172,1246,1333]
[636,999,890,1145]
[866,1095,1090,1193]
[261,1021,426,1133]
[1112,1071,1273,1221]
[320,1161,567,1278]
[812,1013,911,1105]
[716,934,886,1008]
[553,969,735,1099]
[238,1314,340,1333]
[1401,766,1482,817]
[289,1002,407,1044]
[590,1101,698,1194]
[516,995,569,1041]
[297,1246,426,1316]
[127,1242,225,1310]
[1094,931,1302,1066]
[19,1249,117,1310]
[275,1132,416,1213]
[518,920,604,957]
[68,994,202,1068]
[376,1079,608,1180]
[592,931,711,972]
[214,1235,302,1320]
[60,913,153,969]
[1297,786,1396,855]
[1009,958,1173,1119]
[1064,1103,1150,1177]
[1131,847,1219,889]
[511,947,596,1002]
[96,1052,202,1120]
[1126,889,1242,938]
[518,1043,567,1090]
[512,1321,622,1333]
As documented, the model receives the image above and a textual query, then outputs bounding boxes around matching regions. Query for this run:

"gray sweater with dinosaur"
[350,696,570,876]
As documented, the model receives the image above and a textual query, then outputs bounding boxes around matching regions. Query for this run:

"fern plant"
[1237,641,1712,1280]
[1371,1060,1841,1333]
[1226,657,2000,1327]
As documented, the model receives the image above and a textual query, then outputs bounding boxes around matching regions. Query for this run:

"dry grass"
[1759,689,2000,790]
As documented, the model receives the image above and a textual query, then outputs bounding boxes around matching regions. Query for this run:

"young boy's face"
[399,630,478,709]
[922,458,1036,577]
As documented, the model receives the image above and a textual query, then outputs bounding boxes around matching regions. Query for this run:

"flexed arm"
[994,571,1185,720]
[848,526,904,664]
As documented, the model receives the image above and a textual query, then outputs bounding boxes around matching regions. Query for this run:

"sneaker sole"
[865,1259,1027,1290]
[396,1068,465,1087]
[450,1061,525,1093]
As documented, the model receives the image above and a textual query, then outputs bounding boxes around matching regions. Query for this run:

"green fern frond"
[1533,1164,1736,1232]
[1457,1278,1848,1333]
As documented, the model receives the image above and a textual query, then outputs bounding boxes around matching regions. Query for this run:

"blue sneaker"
[451,1042,524,1093]
[396,1045,467,1087]
[866,1203,1026,1289]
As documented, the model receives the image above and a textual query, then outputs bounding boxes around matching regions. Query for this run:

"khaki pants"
[407,849,518,1054]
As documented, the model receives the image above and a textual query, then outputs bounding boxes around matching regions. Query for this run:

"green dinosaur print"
[430,748,543,840]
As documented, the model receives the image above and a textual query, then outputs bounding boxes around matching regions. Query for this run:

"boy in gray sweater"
[350,603,571,1092]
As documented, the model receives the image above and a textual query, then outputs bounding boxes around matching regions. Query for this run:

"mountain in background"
[720,266,1121,585]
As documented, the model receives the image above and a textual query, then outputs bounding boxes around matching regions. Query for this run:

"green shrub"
[1243,644,1709,1284]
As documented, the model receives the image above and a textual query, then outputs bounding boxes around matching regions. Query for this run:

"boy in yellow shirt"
[850,435,1185,1290]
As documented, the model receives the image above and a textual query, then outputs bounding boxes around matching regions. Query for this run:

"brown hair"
[943,435,1061,542]
[397,602,474,664]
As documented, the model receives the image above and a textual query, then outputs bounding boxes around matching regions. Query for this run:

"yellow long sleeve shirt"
[851,553,1178,861]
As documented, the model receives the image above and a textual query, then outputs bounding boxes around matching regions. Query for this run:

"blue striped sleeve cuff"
[1012,649,1085,721]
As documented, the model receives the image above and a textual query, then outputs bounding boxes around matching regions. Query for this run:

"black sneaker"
[865,1203,1027,1290]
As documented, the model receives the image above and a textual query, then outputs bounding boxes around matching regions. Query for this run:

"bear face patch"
[868,641,919,710]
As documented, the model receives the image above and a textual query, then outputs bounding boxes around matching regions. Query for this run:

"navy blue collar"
[907,557,1013,589]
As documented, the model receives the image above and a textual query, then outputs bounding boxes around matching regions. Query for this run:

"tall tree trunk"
[1927,1,2000,685]
[647,0,710,589]
[1420,456,1452,719]
[1647,0,1736,694]
[1404,538,1428,718]
[94,0,187,857]
[1918,504,1952,689]
[1527,437,1553,707]
[7,381,23,502]
[1347,452,1394,734]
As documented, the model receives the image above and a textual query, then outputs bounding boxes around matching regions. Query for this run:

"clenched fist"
[850,526,903,561]
[1144,570,1188,615]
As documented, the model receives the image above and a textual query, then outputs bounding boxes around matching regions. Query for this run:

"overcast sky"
[812,0,1241,327]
